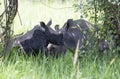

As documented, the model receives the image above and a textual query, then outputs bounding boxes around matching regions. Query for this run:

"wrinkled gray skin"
[13,21,64,56]
[47,19,110,54]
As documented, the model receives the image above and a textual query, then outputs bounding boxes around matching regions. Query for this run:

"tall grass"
[0,49,119,79]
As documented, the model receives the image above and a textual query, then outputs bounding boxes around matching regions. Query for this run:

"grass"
[0,0,120,79]
[0,50,119,79]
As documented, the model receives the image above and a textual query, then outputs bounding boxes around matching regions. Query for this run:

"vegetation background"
[0,0,120,79]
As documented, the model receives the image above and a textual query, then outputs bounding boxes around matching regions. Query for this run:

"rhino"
[13,21,64,56]
[47,19,110,55]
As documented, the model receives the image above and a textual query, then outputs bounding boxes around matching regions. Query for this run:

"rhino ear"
[40,21,46,27]
[47,19,52,27]
[66,19,74,29]
[40,21,50,34]
[62,19,73,32]
[63,20,71,31]
[55,25,60,31]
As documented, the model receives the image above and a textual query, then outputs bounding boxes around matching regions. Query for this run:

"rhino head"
[13,20,64,56]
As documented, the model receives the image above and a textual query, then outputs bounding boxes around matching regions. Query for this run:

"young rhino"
[13,21,64,56]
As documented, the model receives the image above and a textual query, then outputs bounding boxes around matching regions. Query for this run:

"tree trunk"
[3,0,18,56]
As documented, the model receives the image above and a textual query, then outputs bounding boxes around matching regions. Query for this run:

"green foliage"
[73,0,120,52]
[73,0,120,25]
[73,0,104,24]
